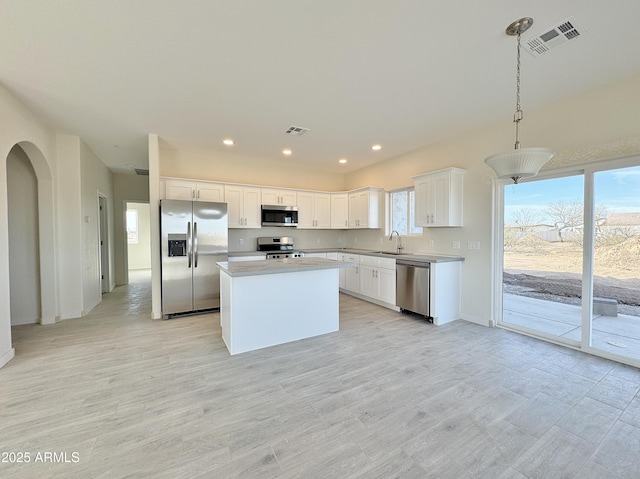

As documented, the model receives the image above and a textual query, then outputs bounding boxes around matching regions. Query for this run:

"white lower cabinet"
[344,254,360,292]
[359,256,396,306]
[327,252,347,288]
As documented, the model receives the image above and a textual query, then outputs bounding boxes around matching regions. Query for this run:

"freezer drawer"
[396,260,430,317]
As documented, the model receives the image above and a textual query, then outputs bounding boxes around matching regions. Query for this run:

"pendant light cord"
[513,32,523,150]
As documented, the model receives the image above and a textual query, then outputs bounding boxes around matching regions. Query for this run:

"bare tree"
[547,200,583,242]
[508,208,544,230]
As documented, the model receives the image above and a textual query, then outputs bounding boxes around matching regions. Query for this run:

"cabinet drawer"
[360,255,395,269]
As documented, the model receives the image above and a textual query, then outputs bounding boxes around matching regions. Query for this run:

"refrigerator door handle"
[187,221,192,268]
[193,222,199,267]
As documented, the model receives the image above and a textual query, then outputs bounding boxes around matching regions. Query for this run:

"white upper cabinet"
[331,193,349,229]
[348,188,382,229]
[165,179,225,202]
[413,168,465,227]
[297,191,331,229]
[261,188,297,206]
[224,185,261,228]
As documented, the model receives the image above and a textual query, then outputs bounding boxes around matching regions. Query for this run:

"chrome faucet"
[389,230,404,253]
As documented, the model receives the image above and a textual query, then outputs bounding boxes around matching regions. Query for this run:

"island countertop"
[217,257,356,277]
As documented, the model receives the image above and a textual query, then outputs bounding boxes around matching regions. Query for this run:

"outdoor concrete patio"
[503,293,640,362]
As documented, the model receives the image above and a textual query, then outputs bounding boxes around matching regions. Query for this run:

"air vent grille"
[525,17,585,57]
[285,125,310,136]
[134,168,149,176]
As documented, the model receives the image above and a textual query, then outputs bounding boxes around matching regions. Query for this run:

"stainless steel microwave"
[261,205,298,227]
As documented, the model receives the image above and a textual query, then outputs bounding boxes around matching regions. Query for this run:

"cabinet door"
[315,193,331,229]
[359,265,377,298]
[196,182,225,202]
[356,191,369,228]
[224,185,244,228]
[165,180,195,200]
[348,193,359,228]
[261,188,280,205]
[377,267,396,305]
[279,190,297,206]
[431,173,450,226]
[331,194,349,229]
[261,188,297,206]
[414,178,433,226]
[296,192,315,228]
[345,254,360,291]
[243,187,262,228]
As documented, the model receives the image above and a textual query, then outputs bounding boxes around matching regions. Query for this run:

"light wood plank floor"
[2,279,640,478]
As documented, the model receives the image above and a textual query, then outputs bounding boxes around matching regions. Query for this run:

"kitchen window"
[389,188,422,236]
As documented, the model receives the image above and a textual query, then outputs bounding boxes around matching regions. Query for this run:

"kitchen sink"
[372,251,406,255]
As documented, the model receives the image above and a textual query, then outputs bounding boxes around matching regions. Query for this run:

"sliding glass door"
[502,174,584,343]
[590,165,640,362]
[498,160,640,366]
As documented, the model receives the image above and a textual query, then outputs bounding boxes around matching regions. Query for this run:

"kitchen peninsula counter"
[216,257,354,355]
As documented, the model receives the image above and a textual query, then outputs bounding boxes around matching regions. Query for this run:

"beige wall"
[80,140,115,313]
[113,173,150,284]
[160,146,345,191]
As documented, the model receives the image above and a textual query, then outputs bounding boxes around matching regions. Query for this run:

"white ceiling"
[2,1,640,174]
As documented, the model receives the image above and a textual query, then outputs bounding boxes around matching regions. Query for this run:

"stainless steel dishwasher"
[396,259,431,320]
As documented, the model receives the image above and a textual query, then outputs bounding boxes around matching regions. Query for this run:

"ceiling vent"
[285,125,310,136]
[133,168,149,176]
[525,17,585,57]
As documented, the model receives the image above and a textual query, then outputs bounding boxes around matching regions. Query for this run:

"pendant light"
[484,17,554,184]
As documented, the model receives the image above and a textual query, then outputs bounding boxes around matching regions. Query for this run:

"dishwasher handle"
[396,259,430,269]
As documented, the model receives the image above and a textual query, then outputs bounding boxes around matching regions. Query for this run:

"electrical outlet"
[467,241,480,250]
[429,239,434,248]
[452,240,461,249]
[239,238,244,245]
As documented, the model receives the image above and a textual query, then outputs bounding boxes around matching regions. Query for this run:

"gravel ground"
[503,270,640,317]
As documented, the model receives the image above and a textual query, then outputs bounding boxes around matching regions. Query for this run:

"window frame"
[387,187,422,237]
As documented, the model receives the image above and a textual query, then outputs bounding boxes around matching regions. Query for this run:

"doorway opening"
[126,201,151,284]
[7,145,41,325]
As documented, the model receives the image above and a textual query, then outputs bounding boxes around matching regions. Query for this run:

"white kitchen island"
[216,257,355,355]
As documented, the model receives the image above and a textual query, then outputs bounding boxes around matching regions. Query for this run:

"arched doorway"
[4,142,57,326]
[7,145,40,324]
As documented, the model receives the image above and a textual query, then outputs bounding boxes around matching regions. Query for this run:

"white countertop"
[217,257,356,277]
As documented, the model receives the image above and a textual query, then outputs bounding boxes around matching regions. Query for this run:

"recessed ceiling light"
[223,138,234,146]
[282,148,292,155]
[371,144,382,151]
[338,158,347,164]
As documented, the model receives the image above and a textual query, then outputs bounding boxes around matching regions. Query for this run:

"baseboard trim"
[460,313,490,327]
[0,348,16,369]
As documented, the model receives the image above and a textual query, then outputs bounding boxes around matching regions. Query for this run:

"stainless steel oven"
[258,236,305,259]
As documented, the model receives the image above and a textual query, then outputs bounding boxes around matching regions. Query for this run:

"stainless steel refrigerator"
[160,199,228,317]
